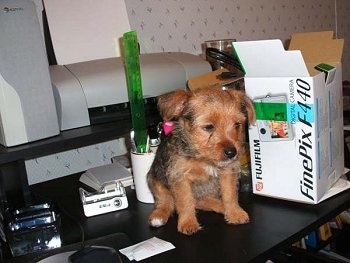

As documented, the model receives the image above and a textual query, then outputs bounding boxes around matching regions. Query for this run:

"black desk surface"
[5,174,350,263]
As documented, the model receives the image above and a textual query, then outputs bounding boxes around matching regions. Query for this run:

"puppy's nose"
[224,147,237,159]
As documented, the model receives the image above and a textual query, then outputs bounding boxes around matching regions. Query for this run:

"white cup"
[130,152,155,203]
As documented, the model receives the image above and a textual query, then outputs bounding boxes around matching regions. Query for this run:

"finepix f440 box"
[233,31,347,204]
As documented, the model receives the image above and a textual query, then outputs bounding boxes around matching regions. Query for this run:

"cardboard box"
[187,69,244,91]
[232,31,346,203]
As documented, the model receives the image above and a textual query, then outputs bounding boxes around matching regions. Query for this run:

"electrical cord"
[206,47,244,73]
[29,193,86,247]
[55,199,86,248]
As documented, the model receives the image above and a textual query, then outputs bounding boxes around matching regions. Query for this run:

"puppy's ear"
[242,95,256,125]
[157,89,189,120]
[226,89,256,125]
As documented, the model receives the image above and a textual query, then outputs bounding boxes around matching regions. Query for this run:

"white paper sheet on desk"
[43,0,130,65]
[319,172,350,203]
[119,237,175,261]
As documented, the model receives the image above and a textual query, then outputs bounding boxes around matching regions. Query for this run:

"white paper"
[43,0,130,65]
[232,40,310,77]
[319,174,350,202]
[119,237,175,261]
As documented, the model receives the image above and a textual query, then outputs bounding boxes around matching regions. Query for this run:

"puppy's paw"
[178,218,202,235]
[149,217,166,227]
[225,208,250,225]
[148,209,170,228]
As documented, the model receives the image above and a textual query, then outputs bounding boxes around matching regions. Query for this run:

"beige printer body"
[50,52,211,131]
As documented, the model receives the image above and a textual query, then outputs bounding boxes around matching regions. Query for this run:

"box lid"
[187,69,242,91]
[232,39,309,78]
[288,31,344,65]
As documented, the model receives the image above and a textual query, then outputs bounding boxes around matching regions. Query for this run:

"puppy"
[147,87,255,235]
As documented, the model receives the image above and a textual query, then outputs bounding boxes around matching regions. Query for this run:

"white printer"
[50,52,211,131]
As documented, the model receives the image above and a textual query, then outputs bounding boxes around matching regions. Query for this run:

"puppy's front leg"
[220,170,249,224]
[172,179,201,235]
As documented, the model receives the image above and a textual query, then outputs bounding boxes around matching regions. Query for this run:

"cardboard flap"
[288,31,344,64]
[187,69,242,91]
[232,39,309,77]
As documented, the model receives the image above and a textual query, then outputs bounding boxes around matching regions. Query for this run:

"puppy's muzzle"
[224,147,237,159]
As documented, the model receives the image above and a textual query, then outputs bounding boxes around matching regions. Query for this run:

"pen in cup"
[130,130,137,153]
[147,123,161,152]
[130,129,151,153]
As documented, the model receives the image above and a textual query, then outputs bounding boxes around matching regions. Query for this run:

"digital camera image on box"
[253,95,294,141]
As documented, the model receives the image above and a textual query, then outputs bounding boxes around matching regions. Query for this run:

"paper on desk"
[319,173,350,203]
[119,237,175,261]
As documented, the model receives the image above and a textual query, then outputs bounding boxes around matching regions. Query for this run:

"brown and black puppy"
[147,87,255,235]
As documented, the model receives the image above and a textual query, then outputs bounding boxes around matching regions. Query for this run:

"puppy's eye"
[233,122,242,129]
[203,124,215,132]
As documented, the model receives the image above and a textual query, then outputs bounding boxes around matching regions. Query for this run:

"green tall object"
[123,31,148,153]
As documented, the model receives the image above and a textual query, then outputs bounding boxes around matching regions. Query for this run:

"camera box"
[232,31,346,203]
